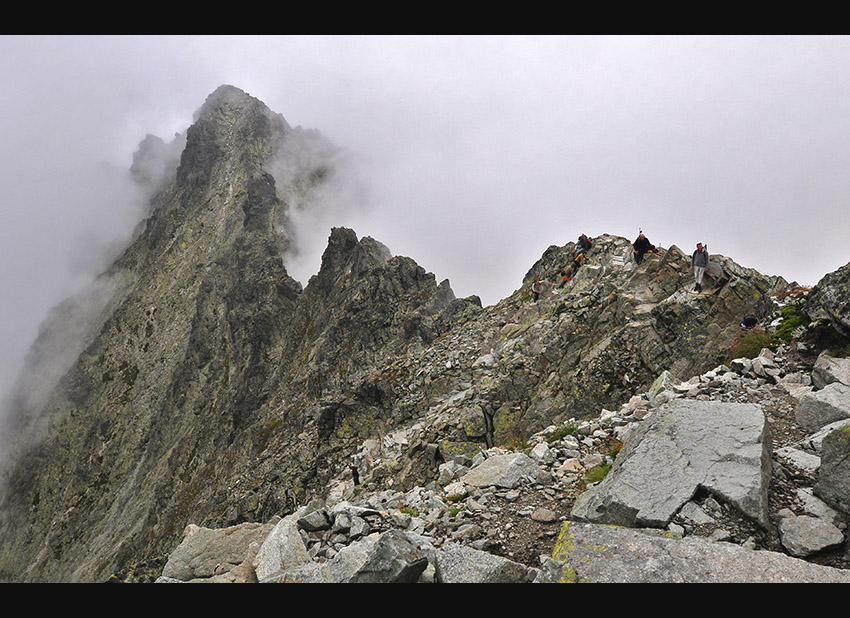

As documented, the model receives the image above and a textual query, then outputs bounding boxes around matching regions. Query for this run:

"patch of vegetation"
[774,304,810,341]
[728,327,774,360]
[584,464,611,484]
[504,438,531,452]
[449,507,462,517]
[446,493,465,503]
[546,423,579,444]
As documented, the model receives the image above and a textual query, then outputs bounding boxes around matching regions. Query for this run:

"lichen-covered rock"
[539,521,850,583]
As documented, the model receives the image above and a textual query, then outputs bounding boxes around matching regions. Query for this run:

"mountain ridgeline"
[0,86,813,581]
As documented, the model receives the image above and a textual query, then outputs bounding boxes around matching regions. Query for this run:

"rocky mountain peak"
[1,86,848,583]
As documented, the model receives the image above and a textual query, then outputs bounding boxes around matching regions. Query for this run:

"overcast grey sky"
[2,35,850,400]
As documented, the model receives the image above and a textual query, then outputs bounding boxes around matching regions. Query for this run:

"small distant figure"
[559,234,593,287]
[691,242,710,292]
[633,231,657,265]
[741,314,758,329]
[531,278,545,302]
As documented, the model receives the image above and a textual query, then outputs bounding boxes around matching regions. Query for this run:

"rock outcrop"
[804,259,850,336]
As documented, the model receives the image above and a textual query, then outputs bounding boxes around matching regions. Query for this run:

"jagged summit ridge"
[0,86,825,582]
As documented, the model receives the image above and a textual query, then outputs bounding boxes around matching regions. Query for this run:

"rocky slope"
[144,331,850,583]
[0,85,847,582]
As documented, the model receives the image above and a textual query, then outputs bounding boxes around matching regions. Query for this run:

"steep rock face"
[0,86,452,582]
[804,259,850,336]
[0,86,792,582]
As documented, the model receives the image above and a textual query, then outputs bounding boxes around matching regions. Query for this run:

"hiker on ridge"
[691,242,709,292]
[633,232,656,265]
[559,234,593,287]
[531,278,545,302]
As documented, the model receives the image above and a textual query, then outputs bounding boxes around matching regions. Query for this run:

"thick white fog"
[2,35,850,407]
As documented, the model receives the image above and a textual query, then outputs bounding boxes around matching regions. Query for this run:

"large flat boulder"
[538,521,850,583]
[461,453,548,489]
[434,543,532,583]
[571,400,771,527]
[159,520,277,583]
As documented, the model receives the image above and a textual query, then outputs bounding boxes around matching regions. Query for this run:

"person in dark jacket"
[633,232,656,264]
[691,242,709,292]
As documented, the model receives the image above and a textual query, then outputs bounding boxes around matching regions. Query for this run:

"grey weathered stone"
[345,530,429,583]
[778,514,845,558]
[795,418,850,454]
[775,446,821,474]
[529,441,554,465]
[297,508,331,532]
[539,521,850,583]
[349,516,370,539]
[730,357,753,375]
[795,382,850,432]
[796,488,844,527]
[647,370,681,407]
[812,352,850,389]
[434,542,531,583]
[803,261,850,336]
[679,501,715,525]
[253,508,311,582]
[328,501,381,520]
[270,530,429,584]
[161,521,277,582]
[751,354,781,382]
[571,400,771,528]
[461,453,546,489]
[814,424,850,515]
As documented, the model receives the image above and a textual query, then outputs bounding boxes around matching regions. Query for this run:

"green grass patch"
[584,464,611,484]
[774,304,810,341]
[546,423,579,444]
